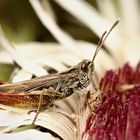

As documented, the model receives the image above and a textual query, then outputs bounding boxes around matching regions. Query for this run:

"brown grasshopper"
[0,20,119,123]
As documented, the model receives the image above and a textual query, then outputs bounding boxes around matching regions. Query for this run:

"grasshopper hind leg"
[31,90,44,124]
[31,88,65,124]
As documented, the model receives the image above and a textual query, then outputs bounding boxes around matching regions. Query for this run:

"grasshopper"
[0,20,119,123]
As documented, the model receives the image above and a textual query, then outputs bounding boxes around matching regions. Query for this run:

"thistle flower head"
[83,62,140,140]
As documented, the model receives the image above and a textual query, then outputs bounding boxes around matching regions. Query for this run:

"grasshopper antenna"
[92,19,119,64]
[90,20,120,91]
[87,20,119,112]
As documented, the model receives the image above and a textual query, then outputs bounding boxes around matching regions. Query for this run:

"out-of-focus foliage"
[0,0,98,43]
[0,64,14,80]
[0,0,49,42]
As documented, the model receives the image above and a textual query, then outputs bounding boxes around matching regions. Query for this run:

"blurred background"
[0,0,99,80]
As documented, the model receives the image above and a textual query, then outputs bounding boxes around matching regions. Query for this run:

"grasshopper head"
[80,59,94,81]
[79,20,119,90]
[77,59,93,88]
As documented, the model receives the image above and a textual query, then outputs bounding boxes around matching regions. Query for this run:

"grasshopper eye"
[81,60,91,72]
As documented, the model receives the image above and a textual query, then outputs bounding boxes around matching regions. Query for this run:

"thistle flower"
[0,0,139,140]
[82,62,140,140]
